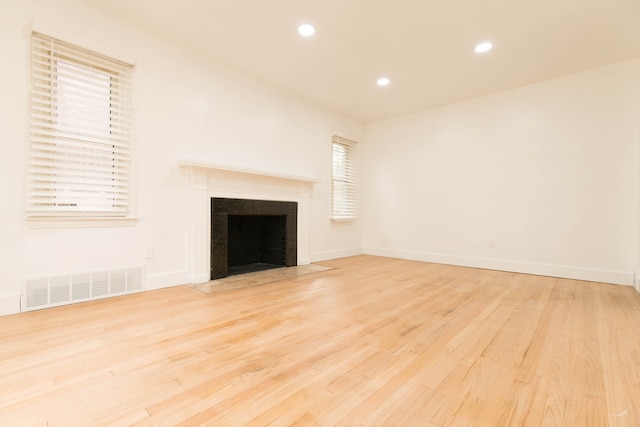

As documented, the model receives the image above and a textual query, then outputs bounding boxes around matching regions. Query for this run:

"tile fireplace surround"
[179,160,318,284]
[211,197,298,279]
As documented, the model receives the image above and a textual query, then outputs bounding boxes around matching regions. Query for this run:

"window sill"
[331,217,358,222]
[26,216,138,229]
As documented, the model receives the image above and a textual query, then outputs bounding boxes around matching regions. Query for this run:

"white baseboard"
[298,257,311,266]
[145,270,190,290]
[0,294,21,316]
[190,273,211,285]
[310,247,364,263]
[364,247,634,286]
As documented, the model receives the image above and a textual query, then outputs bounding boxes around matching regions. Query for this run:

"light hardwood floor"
[1,255,640,426]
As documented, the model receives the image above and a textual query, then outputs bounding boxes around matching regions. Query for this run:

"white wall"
[364,60,640,285]
[0,0,364,315]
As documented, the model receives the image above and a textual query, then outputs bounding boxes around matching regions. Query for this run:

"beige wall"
[364,60,640,285]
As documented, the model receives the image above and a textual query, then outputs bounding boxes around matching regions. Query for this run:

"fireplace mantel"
[180,159,317,284]
[178,159,320,184]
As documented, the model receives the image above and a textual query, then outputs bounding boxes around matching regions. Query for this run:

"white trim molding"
[145,271,190,291]
[26,217,138,229]
[365,247,634,286]
[29,21,136,65]
[178,159,320,183]
[311,247,364,263]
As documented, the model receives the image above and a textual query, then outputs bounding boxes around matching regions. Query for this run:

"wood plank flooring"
[1,255,640,426]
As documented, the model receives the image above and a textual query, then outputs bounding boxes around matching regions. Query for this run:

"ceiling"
[77,0,640,122]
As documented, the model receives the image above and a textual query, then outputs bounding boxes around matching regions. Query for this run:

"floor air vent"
[22,266,144,312]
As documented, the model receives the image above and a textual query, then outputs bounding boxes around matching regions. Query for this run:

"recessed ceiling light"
[377,77,390,86]
[298,24,315,37]
[475,42,493,53]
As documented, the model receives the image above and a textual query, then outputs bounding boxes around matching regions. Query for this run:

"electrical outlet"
[489,240,496,249]
[144,246,154,259]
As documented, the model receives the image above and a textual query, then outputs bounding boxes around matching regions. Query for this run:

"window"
[331,134,358,220]
[27,32,134,218]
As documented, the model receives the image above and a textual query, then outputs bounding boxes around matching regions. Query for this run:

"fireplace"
[179,160,316,286]
[211,198,297,279]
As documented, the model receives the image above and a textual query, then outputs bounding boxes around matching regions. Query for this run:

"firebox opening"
[211,198,297,280]
[227,214,287,276]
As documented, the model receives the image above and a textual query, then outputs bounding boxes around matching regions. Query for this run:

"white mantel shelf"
[179,159,320,183]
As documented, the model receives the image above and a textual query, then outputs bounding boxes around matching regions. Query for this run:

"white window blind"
[27,32,134,218]
[331,135,358,220]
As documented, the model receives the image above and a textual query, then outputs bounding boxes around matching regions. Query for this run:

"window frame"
[27,29,135,225]
[331,134,358,221]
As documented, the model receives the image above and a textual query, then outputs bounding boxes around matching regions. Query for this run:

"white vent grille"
[22,266,144,311]
[72,274,90,300]
[93,271,109,297]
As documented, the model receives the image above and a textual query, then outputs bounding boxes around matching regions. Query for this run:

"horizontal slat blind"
[331,135,358,220]
[28,32,134,217]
